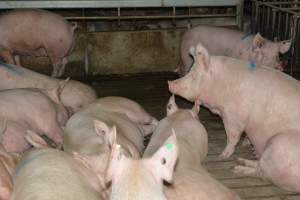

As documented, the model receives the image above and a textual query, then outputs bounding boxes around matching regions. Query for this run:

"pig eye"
[161,158,166,165]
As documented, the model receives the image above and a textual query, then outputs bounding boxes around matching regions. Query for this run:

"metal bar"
[285,13,290,39]
[277,10,282,40]
[266,6,271,37]
[271,9,276,39]
[162,0,238,7]
[262,2,300,5]
[64,13,236,20]
[259,2,300,16]
[236,0,244,30]
[0,0,238,9]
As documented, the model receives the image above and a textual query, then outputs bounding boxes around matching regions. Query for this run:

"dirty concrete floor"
[85,72,300,200]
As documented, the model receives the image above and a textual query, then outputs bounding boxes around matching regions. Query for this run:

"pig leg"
[234,131,300,192]
[57,57,68,77]
[14,55,21,66]
[232,158,262,177]
[220,118,243,159]
[0,51,16,65]
[49,55,64,77]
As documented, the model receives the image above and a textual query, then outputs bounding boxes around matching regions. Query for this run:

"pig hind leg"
[232,158,263,177]
[234,132,300,192]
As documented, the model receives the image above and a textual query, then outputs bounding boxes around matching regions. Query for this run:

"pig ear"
[149,130,178,183]
[191,43,210,71]
[25,130,49,148]
[253,33,266,48]
[166,94,178,116]
[94,120,116,147]
[106,144,126,183]
[279,40,291,54]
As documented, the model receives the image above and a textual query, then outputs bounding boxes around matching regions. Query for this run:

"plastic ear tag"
[166,142,173,150]
[248,61,257,71]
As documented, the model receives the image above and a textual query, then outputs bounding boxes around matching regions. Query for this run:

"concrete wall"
[22,29,185,77]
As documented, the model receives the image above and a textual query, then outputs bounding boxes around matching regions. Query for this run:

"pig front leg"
[49,56,66,77]
[220,118,243,159]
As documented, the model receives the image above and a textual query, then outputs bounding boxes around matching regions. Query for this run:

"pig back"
[64,108,142,157]
[11,148,102,200]
[144,110,208,167]
[0,9,75,55]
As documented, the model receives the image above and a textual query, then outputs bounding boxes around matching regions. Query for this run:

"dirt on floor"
[80,72,300,200]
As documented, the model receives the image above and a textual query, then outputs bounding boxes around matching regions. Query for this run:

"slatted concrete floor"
[84,72,300,200]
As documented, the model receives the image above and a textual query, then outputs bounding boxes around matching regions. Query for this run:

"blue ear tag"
[248,61,257,71]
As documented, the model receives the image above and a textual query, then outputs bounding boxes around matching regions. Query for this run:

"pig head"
[107,133,178,200]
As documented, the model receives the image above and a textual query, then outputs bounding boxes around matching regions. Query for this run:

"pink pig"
[0,9,77,77]
[179,25,291,75]
[169,43,300,192]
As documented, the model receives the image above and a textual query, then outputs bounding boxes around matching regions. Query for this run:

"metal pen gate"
[251,0,300,76]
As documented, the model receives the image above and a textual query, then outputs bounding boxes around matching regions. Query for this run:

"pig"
[169,42,300,192]
[64,96,157,157]
[89,96,158,135]
[107,133,178,200]
[144,95,240,200]
[0,61,97,113]
[0,9,77,77]
[10,123,113,200]
[0,123,20,200]
[179,25,291,75]
[0,88,65,148]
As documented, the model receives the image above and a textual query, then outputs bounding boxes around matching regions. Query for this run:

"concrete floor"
[86,72,300,200]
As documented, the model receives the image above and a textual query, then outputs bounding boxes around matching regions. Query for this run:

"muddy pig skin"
[0,9,77,77]
[169,43,300,192]
[107,134,178,200]
[0,61,97,113]
[143,96,240,200]
[179,25,291,75]
[63,97,157,158]
[0,88,64,148]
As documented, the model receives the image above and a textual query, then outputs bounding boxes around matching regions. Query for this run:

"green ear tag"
[166,142,173,150]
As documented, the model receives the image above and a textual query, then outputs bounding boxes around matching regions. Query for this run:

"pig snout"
[168,80,181,94]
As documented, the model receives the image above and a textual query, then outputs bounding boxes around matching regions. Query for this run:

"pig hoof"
[220,148,234,159]
[232,165,260,177]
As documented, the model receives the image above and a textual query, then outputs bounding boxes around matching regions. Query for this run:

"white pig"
[144,95,240,200]
[169,42,300,192]
[63,97,157,158]
[0,9,77,77]
[10,120,115,200]
[0,61,97,113]
[107,133,178,200]
[179,25,291,75]
[0,88,65,147]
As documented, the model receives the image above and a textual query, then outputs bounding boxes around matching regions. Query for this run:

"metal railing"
[252,0,300,75]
